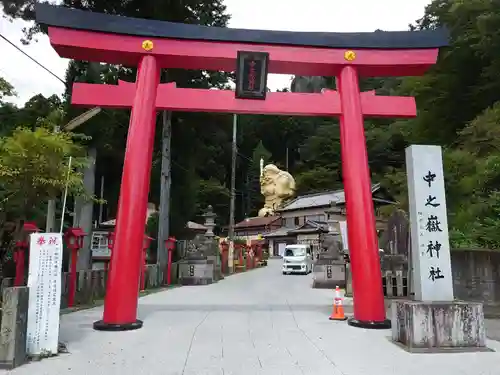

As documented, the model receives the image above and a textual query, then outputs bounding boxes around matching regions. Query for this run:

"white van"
[282,244,313,275]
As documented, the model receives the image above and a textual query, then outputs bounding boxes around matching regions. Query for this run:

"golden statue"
[258,163,296,217]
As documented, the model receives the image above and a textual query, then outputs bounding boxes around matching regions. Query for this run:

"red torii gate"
[37,4,447,331]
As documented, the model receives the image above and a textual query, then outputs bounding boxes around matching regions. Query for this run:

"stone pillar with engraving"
[312,204,346,289]
[392,145,488,352]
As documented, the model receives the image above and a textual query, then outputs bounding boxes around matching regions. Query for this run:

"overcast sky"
[0,0,432,106]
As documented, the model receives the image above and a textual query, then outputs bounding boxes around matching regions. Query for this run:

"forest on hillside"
[1,0,500,249]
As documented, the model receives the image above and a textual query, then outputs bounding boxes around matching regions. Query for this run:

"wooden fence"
[382,269,408,298]
[0,263,179,308]
[345,267,409,298]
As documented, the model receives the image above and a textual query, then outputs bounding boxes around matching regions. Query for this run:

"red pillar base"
[93,319,143,331]
[347,318,391,329]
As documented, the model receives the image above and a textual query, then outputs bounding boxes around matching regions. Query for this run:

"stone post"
[0,287,29,369]
[178,235,215,285]
[312,203,346,289]
[391,145,488,352]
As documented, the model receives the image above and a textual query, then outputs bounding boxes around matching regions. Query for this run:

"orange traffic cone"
[329,286,347,321]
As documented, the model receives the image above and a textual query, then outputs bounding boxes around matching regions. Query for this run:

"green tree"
[3,0,233,236]
[295,167,340,195]
[381,0,500,248]
[0,126,88,278]
[293,121,342,193]
[0,77,18,136]
[194,178,230,227]
[0,127,88,220]
[0,77,16,103]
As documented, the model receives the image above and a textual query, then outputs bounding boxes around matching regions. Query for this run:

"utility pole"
[46,199,57,232]
[46,107,101,232]
[228,114,238,271]
[46,124,60,232]
[157,109,172,269]
[74,147,97,270]
[98,175,105,224]
[285,146,289,171]
[240,177,245,220]
[245,175,250,218]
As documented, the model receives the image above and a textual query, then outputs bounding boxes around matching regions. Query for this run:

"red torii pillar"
[37,3,446,331]
[338,66,384,327]
[95,56,159,330]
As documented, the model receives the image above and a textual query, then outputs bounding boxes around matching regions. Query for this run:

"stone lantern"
[178,206,219,286]
[202,205,216,239]
[202,205,222,280]
[312,202,346,290]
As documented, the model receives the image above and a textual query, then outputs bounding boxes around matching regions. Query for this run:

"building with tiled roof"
[265,183,395,257]
[233,216,281,243]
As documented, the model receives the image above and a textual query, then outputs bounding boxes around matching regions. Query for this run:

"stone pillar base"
[312,260,345,289]
[344,263,353,297]
[178,259,215,286]
[391,300,492,353]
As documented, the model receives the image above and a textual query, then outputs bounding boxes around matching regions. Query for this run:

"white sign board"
[339,221,349,251]
[406,145,454,302]
[26,233,63,355]
[278,243,286,257]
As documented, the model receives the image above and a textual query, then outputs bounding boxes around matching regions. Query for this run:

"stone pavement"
[4,259,500,375]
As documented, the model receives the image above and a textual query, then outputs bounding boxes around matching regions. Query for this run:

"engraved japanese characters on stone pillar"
[406,145,453,301]
[391,145,487,353]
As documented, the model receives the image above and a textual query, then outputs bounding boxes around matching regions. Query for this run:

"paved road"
[5,259,500,375]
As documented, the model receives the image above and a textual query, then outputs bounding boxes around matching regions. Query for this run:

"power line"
[237,151,253,163]
[0,33,66,85]
[171,160,190,173]
[0,28,313,209]
[0,32,130,130]
[0,31,275,171]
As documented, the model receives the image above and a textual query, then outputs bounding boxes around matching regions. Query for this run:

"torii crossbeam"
[72,81,417,118]
[36,3,448,332]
